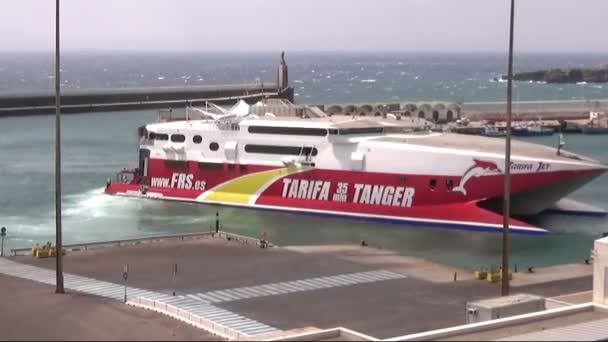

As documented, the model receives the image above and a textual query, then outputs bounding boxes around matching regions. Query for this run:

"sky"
[2,0,608,53]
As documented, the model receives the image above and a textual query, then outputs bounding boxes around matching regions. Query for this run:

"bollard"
[215,211,220,233]
[454,272,457,282]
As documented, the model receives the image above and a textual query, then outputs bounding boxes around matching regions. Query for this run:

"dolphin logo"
[453,159,502,195]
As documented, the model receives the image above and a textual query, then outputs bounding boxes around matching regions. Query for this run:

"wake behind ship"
[105,103,607,235]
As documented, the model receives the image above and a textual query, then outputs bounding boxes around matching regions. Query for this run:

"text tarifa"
[281,179,415,207]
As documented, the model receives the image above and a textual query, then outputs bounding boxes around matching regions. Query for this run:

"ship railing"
[114,168,137,184]
[139,137,154,146]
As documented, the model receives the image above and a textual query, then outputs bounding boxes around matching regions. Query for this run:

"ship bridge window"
[209,142,219,151]
[339,127,384,135]
[193,135,202,144]
[150,132,169,141]
[171,134,186,143]
[248,126,328,136]
[245,144,318,156]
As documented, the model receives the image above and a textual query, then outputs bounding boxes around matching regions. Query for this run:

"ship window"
[150,132,169,141]
[198,162,222,170]
[244,144,318,156]
[193,135,202,144]
[210,142,219,151]
[248,126,328,136]
[165,160,187,168]
[171,134,185,143]
[328,129,338,135]
[446,179,454,190]
[429,179,437,190]
[338,127,384,135]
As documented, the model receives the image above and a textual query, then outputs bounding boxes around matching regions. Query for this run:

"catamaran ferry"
[105,102,607,235]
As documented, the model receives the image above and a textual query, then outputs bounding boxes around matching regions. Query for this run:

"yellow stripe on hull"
[198,167,304,204]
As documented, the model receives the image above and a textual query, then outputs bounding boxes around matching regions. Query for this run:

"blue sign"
[122,272,128,281]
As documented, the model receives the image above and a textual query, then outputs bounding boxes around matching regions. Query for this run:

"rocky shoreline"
[500,65,608,84]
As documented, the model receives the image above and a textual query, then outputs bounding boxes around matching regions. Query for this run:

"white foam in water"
[360,79,376,83]
[63,187,135,218]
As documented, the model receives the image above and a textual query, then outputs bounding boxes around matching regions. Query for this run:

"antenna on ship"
[54,0,65,294]
[501,0,516,297]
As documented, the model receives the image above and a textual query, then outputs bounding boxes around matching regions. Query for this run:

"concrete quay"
[0,232,595,340]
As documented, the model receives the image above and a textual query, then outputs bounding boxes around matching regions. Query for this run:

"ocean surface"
[0,52,607,269]
[2,52,608,103]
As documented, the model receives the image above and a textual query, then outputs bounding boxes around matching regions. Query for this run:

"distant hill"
[500,66,608,83]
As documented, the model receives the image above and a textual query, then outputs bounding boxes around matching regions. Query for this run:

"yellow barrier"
[474,270,488,280]
[486,271,513,283]
[32,244,65,258]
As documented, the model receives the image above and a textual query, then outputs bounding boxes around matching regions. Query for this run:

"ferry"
[105,102,607,235]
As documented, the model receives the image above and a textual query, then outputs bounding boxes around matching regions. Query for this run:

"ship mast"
[502,0,515,296]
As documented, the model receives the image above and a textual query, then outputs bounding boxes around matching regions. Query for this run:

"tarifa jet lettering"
[280,179,416,208]
[150,173,206,190]
[353,184,415,207]
[281,179,331,201]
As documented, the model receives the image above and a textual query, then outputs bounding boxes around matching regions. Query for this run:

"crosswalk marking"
[0,258,280,337]
[183,269,406,305]
[0,258,404,337]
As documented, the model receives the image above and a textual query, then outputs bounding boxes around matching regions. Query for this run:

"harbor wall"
[0,84,294,117]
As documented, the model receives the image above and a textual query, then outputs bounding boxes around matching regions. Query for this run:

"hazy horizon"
[2,0,608,54]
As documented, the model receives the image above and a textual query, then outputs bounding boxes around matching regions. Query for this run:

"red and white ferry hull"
[106,157,605,235]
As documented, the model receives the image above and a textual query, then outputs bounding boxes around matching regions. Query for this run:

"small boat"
[512,122,554,137]
[481,127,506,137]
[582,111,608,134]
[582,125,608,134]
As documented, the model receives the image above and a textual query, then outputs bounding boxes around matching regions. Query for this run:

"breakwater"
[0,83,294,117]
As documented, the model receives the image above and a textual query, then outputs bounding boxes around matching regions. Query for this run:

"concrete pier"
[0,83,294,117]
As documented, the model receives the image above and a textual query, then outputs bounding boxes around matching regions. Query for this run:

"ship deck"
[379,133,602,165]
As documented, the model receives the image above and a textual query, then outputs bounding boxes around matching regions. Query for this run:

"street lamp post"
[502,0,516,297]
[1,227,6,257]
[55,0,65,294]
